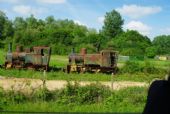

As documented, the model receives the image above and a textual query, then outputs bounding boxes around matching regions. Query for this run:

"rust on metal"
[5,44,51,71]
[80,48,87,55]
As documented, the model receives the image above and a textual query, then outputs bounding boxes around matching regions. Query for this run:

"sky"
[0,0,170,40]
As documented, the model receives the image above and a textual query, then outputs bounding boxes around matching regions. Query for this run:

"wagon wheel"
[77,67,81,73]
[25,63,34,70]
[80,67,86,73]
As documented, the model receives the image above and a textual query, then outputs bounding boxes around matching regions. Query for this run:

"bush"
[120,60,164,74]
[142,61,158,74]
[33,87,57,101]
[0,82,111,108]
[104,87,147,112]
[57,82,111,104]
[120,61,143,73]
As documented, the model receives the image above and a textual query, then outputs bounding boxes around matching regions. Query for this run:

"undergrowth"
[0,82,147,112]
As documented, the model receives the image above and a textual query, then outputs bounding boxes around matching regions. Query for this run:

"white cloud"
[74,20,86,26]
[97,16,105,24]
[37,0,66,4]
[124,21,152,35]
[13,5,45,16]
[116,4,162,18]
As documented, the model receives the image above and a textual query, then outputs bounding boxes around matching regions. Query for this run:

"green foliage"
[1,86,147,112]
[153,35,170,55]
[121,61,143,73]
[0,11,13,47]
[142,61,156,74]
[145,46,157,58]
[104,87,147,112]
[110,30,151,56]
[0,83,148,112]
[0,10,102,55]
[1,10,170,57]
[120,60,164,74]
[0,82,111,109]
[51,43,70,55]
[57,82,111,104]
[102,10,124,39]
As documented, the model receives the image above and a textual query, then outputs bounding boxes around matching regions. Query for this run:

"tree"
[13,17,27,30]
[0,10,13,48]
[26,15,38,29]
[45,16,55,24]
[0,11,6,39]
[0,11,14,39]
[153,35,170,55]
[102,9,124,39]
[145,46,157,58]
[109,30,151,56]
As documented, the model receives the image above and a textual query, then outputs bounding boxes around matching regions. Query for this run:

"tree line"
[0,10,169,57]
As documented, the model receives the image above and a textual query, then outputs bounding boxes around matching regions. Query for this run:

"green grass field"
[0,68,166,82]
[0,49,169,82]
[0,49,169,112]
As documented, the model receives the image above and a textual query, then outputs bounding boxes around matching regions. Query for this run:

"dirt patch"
[0,76,149,92]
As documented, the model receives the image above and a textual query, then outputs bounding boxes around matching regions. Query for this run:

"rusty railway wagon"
[5,43,51,71]
[67,48,118,73]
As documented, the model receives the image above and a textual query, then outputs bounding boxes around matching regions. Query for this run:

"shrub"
[104,87,147,112]
[0,82,112,108]
[57,82,111,104]
[33,87,57,101]
[120,61,143,73]
[120,60,164,74]
[142,61,158,74]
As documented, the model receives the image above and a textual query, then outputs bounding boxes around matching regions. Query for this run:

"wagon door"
[110,52,117,67]
[42,48,51,66]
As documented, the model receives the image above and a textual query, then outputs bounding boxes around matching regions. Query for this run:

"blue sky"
[0,0,170,40]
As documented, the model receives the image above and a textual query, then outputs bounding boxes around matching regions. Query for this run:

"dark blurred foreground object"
[143,76,170,114]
